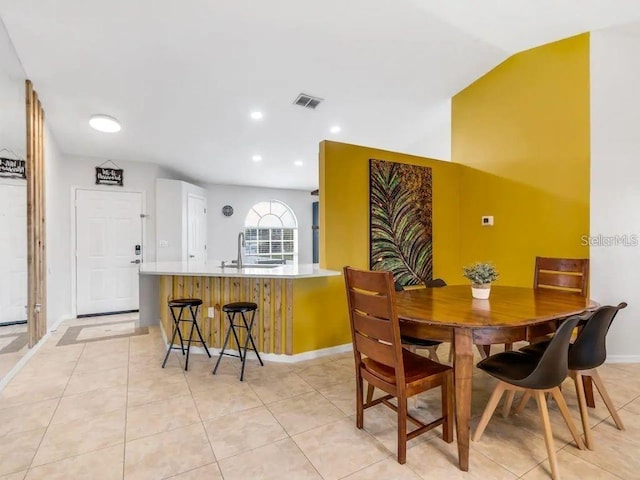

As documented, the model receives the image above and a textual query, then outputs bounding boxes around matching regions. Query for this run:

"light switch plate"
[207,307,215,318]
[159,240,169,248]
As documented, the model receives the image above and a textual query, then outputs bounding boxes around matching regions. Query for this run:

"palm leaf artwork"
[369,159,433,287]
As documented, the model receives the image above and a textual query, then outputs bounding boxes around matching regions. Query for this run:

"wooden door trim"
[25,79,46,347]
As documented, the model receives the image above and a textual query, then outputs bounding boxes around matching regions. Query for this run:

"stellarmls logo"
[580,234,639,247]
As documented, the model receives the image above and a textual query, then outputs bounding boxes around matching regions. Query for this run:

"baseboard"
[159,323,352,363]
[606,355,640,363]
[48,314,75,333]
[0,329,49,392]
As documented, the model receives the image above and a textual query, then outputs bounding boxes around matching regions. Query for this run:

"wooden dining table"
[396,285,596,472]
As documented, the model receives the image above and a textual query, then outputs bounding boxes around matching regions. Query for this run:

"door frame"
[0,179,28,325]
[186,192,207,261]
[70,186,147,318]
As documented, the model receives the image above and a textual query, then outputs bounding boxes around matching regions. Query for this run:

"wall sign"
[0,157,26,179]
[95,167,124,186]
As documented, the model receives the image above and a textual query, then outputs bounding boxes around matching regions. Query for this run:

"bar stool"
[162,298,211,371]
[213,302,263,381]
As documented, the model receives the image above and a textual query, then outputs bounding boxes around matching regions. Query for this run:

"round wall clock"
[222,205,234,217]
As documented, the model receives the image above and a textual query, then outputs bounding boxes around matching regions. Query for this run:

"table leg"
[454,328,473,472]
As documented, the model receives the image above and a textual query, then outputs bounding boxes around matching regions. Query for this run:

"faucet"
[237,231,245,269]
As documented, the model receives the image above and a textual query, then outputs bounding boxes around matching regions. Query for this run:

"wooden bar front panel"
[159,275,293,354]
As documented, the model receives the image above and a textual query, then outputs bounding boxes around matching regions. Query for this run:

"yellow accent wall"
[290,141,463,353]
[452,34,591,287]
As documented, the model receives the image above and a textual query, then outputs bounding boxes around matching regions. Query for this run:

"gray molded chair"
[518,303,627,449]
[473,315,585,480]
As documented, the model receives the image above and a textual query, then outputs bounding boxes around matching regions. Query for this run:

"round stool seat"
[169,298,203,307]
[222,302,258,313]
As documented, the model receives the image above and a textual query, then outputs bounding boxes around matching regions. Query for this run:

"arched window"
[244,200,298,263]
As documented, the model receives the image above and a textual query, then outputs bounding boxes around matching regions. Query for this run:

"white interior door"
[0,183,27,323]
[76,190,142,316]
[187,194,207,262]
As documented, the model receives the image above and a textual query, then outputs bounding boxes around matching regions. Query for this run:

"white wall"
[205,184,314,264]
[590,28,640,361]
[45,149,178,324]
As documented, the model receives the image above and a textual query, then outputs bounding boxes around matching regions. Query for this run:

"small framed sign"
[95,167,124,186]
[0,157,26,179]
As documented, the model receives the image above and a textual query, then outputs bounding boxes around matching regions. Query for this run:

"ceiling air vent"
[293,93,323,109]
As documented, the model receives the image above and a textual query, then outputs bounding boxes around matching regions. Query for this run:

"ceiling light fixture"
[330,125,341,134]
[250,111,264,120]
[89,114,121,133]
[294,160,304,167]
[252,155,263,162]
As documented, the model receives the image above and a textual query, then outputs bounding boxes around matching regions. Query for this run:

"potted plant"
[462,262,499,299]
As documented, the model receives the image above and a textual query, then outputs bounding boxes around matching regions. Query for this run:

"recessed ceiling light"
[294,160,304,167]
[89,114,121,133]
[252,155,263,162]
[330,125,341,134]
[250,111,264,120]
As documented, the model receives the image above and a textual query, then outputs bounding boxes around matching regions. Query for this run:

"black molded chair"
[473,315,585,480]
[518,303,627,449]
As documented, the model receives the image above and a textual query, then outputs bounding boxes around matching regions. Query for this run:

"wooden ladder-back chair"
[504,256,590,353]
[343,266,454,465]
[534,257,589,296]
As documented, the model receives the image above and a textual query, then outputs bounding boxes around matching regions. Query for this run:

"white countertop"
[139,261,341,279]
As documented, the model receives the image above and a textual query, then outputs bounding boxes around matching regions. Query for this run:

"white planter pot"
[471,283,491,299]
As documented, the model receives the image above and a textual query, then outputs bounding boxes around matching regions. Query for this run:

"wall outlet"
[159,240,169,248]
[481,216,494,226]
[207,307,215,318]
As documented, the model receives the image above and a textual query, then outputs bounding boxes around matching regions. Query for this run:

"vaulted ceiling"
[1,0,639,190]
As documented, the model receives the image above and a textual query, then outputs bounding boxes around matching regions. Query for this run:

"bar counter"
[139,261,342,356]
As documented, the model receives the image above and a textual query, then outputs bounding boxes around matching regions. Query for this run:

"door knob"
[130,259,141,264]
[189,255,195,258]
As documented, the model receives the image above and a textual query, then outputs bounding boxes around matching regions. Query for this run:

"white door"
[187,194,207,262]
[76,190,143,316]
[0,183,27,323]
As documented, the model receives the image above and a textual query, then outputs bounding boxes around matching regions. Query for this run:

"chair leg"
[356,374,364,429]
[448,343,454,364]
[502,390,516,418]
[366,383,375,403]
[397,394,408,464]
[427,346,441,363]
[442,372,454,443]
[590,368,625,430]
[476,344,490,359]
[515,391,532,414]
[534,390,560,480]
[473,381,507,441]
[407,345,420,410]
[549,387,585,450]
[572,371,594,450]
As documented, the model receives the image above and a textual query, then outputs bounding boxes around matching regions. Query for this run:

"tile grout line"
[122,337,132,480]
[181,352,224,479]
[25,340,87,474]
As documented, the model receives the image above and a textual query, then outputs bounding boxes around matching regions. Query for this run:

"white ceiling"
[1,0,640,190]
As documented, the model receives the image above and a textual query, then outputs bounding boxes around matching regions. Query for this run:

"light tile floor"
[0,323,28,381]
[1,315,639,479]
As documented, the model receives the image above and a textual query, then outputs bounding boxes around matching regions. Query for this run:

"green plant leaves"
[370,159,433,287]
